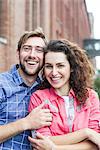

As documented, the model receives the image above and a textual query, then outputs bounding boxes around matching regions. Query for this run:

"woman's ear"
[41,66,45,79]
[38,66,45,80]
[70,69,73,73]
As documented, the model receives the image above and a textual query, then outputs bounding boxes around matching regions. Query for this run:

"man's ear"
[16,49,19,59]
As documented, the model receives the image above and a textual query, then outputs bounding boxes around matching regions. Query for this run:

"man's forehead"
[24,37,45,46]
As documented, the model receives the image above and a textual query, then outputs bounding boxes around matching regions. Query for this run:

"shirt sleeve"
[0,82,6,107]
[28,93,39,112]
[28,92,52,136]
[88,89,100,132]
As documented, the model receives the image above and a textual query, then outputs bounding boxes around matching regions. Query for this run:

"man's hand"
[28,132,56,150]
[22,102,52,130]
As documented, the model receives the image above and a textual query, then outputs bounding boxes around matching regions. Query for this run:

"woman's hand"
[28,132,56,150]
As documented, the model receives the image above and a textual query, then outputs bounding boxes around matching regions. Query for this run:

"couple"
[0,28,100,150]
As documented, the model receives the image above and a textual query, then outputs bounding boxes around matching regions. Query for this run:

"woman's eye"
[58,65,64,68]
[45,65,52,69]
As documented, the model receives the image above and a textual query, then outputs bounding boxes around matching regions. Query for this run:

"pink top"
[29,87,100,136]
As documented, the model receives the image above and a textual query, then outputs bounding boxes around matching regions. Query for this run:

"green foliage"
[94,77,100,99]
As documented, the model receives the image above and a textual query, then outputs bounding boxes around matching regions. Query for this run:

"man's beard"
[20,62,40,76]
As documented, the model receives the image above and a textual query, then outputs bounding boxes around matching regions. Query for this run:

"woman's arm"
[54,141,97,150]
[29,132,98,150]
[50,128,89,145]
[86,128,100,148]
[49,128,99,149]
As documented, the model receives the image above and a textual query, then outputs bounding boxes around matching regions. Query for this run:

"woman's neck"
[55,85,70,96]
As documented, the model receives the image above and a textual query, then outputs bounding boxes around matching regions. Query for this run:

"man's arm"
[0,103,52,143]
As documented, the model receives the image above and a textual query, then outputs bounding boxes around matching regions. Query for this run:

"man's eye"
[24,47,29,50]
[22,46,31,51]
[36,48,44,53]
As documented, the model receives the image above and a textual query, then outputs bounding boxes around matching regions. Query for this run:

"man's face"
[18,37,45,76]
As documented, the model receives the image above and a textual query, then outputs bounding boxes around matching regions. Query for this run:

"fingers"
[29,135,56,150]
[28,133,44,142]
[41,108,50,113]
[28,136,36,143]
[29,136,46,150]
[42,112,52,122]
[34,104,52,123]
[28,102,52,129]
[28,136,40,147]
[35,102,45,110]
[36,132,44,140]
[34,103,51,115]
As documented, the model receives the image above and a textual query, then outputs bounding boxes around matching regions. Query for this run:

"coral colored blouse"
[29,87,100,136]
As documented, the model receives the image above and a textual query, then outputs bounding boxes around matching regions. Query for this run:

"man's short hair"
[17,27,47,51]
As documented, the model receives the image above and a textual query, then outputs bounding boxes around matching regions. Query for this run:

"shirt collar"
[49,87,91,110]
[48,87,71,101]
[9,64,42,87]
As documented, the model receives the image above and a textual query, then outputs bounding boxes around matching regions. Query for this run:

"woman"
[29,39,100,149]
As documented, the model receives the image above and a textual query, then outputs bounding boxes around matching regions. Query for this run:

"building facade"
[0,0,91,72]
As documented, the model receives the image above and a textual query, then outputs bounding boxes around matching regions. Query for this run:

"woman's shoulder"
[29,88,51,107]
[87,88,99,104]
[31,88,51,99]
[88,88,99,98]
[34,88,50,94]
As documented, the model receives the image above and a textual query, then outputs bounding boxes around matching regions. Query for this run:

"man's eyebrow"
[22,45,32,47]
[22,45,43,48]
[36,46,43,48]
[46,62,65,64]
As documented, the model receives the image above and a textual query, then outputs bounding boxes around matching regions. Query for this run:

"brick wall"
[0,0,91,72]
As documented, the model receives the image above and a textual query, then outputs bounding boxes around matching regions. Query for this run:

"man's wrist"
[19,117,30,131]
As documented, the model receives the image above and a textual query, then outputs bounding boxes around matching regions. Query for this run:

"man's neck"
[18,68,37,87]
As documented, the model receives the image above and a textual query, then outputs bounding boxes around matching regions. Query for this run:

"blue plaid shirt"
[0,65,42,150]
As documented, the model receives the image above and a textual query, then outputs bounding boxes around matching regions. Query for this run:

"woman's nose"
[52,67,58,75]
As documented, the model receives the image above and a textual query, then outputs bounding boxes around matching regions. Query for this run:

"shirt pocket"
[74,110,89,130]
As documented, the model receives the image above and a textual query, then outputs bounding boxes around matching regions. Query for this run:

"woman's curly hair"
[40,39,95,104]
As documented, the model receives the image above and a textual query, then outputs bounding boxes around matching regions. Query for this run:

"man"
[0,28,52,150]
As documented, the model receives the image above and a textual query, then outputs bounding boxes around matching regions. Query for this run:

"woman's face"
[44,51,71,95]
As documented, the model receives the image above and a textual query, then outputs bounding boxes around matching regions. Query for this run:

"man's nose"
[29,48,36,57]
